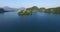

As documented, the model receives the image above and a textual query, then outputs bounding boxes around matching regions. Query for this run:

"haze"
[0,0,60,8]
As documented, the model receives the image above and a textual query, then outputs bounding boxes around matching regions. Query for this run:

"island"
[18,6,39,16]
[18,10,32,16]
[18,6,60,16]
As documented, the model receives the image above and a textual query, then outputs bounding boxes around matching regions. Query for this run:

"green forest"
[18,6,60,15]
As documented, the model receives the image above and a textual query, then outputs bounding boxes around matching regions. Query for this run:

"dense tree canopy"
[0,8,5,13]
[18,6,60,15]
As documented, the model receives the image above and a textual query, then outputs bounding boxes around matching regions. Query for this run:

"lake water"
[0,12,60,32]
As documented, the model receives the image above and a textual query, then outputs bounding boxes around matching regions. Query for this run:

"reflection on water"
[0,12,60,32]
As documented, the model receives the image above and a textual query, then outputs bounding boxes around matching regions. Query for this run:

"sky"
[0,0,60,8]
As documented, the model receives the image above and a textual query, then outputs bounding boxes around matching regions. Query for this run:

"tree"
[39,7,46,12]
[0,8,5,13]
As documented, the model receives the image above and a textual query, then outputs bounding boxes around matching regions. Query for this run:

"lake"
[0,12,60,32]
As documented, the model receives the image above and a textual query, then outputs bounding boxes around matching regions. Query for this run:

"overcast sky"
[0,0,60,8]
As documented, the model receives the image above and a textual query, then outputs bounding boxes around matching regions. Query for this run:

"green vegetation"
[18,10,32,16]
[26,6,40,12]
[39,7,60,14]
[18,6,60,16]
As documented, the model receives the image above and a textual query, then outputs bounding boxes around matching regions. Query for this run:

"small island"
[18,10,32,16]
[18,6,39,16]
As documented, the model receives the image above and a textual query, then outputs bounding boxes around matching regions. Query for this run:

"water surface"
[0,12,60,32]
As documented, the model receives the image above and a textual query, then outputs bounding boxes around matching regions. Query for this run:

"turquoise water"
[0,12,60,32]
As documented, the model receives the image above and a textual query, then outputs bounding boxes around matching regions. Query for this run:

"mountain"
[3,6,25,12]
[19,7,25,10]
[0,8,8,13]
[0,8,5,13]
[3,6,17,12]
